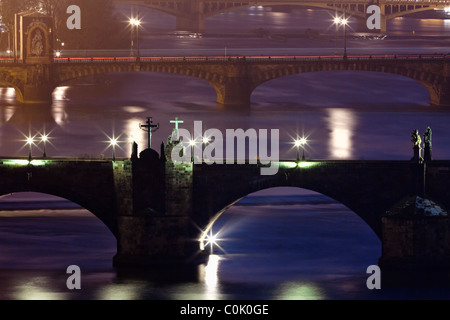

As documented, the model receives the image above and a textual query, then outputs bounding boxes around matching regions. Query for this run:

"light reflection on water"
[273,282,326,300]
[52,87,70,127]
[97,281,148,300]
[199,255,221,300]
[13,276,68,300]
[327,109,356,159]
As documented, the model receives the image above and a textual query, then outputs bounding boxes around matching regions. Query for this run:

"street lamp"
[333,16,341,55]
[27,136,34,161]
[130,16,141,60]
[41,134,48,158]
[109,137,118,162]
[129,18,136,55]
[341,11,348,59]
[294,137,308,161]
[2,27,11,58]
[189,139,197,162]
[55,38,64,58]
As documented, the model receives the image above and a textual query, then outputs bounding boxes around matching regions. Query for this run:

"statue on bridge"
[139,117,159,150]
[423,126,432,161]
[411,129,424,163]
[165,117,186,162]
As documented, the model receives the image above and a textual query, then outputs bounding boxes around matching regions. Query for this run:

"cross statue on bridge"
[170,117,184,130]
[170,117,184,141]
[139,117,159,150]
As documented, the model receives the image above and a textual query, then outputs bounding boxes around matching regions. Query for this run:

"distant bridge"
[1,54,450,109]
[114,0,450,32]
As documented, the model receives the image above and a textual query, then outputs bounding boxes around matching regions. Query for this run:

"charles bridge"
[0,136,449,275]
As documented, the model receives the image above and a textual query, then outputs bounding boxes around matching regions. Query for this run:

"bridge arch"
[56,63,224,106]
[247,62,443,108]
[51,58,448,109]
[57,62,224,85]
[251,69,430,107]
[198,186,380,254]
[0,188,117,238]
[0,73,25,103]
[0,192,117,268]
[193,162,414,244]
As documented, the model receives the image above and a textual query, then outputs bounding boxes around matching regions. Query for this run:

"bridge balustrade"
[45,54,450,64]
[0,53,448,65]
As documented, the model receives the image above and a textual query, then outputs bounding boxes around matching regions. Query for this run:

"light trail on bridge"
[0,53,448,64]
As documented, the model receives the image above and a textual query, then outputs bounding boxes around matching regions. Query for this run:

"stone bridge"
[1,55,450,109]
[115,0,450,32]
[0,148,449,273]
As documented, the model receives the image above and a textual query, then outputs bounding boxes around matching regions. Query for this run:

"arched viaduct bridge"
[0,146,449,273]
[1,54,450,109]
[115,0,450,33]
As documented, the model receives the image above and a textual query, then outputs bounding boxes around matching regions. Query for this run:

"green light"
[297,162,320,168]
[30,160,47,166]
[278,161,298,169]
[3,160,29,166]
[2,159,48,166]
[278,161,321,169]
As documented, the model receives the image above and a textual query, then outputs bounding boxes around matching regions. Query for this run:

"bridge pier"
[214,77,252,110]
[113,215,199,266]
[379,214,450,283]
[175,0,205,33]
[17,84,54,104]
[379,162,450,283]
[428,80,450,108]
[176,14,205,33]
[113,148,206,267]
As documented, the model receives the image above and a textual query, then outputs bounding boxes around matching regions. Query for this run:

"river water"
[0,6,449,301]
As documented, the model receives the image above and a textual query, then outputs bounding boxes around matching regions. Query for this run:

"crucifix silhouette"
[139,117,159,149]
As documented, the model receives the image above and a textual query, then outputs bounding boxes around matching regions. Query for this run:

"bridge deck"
[0,53,447,65]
